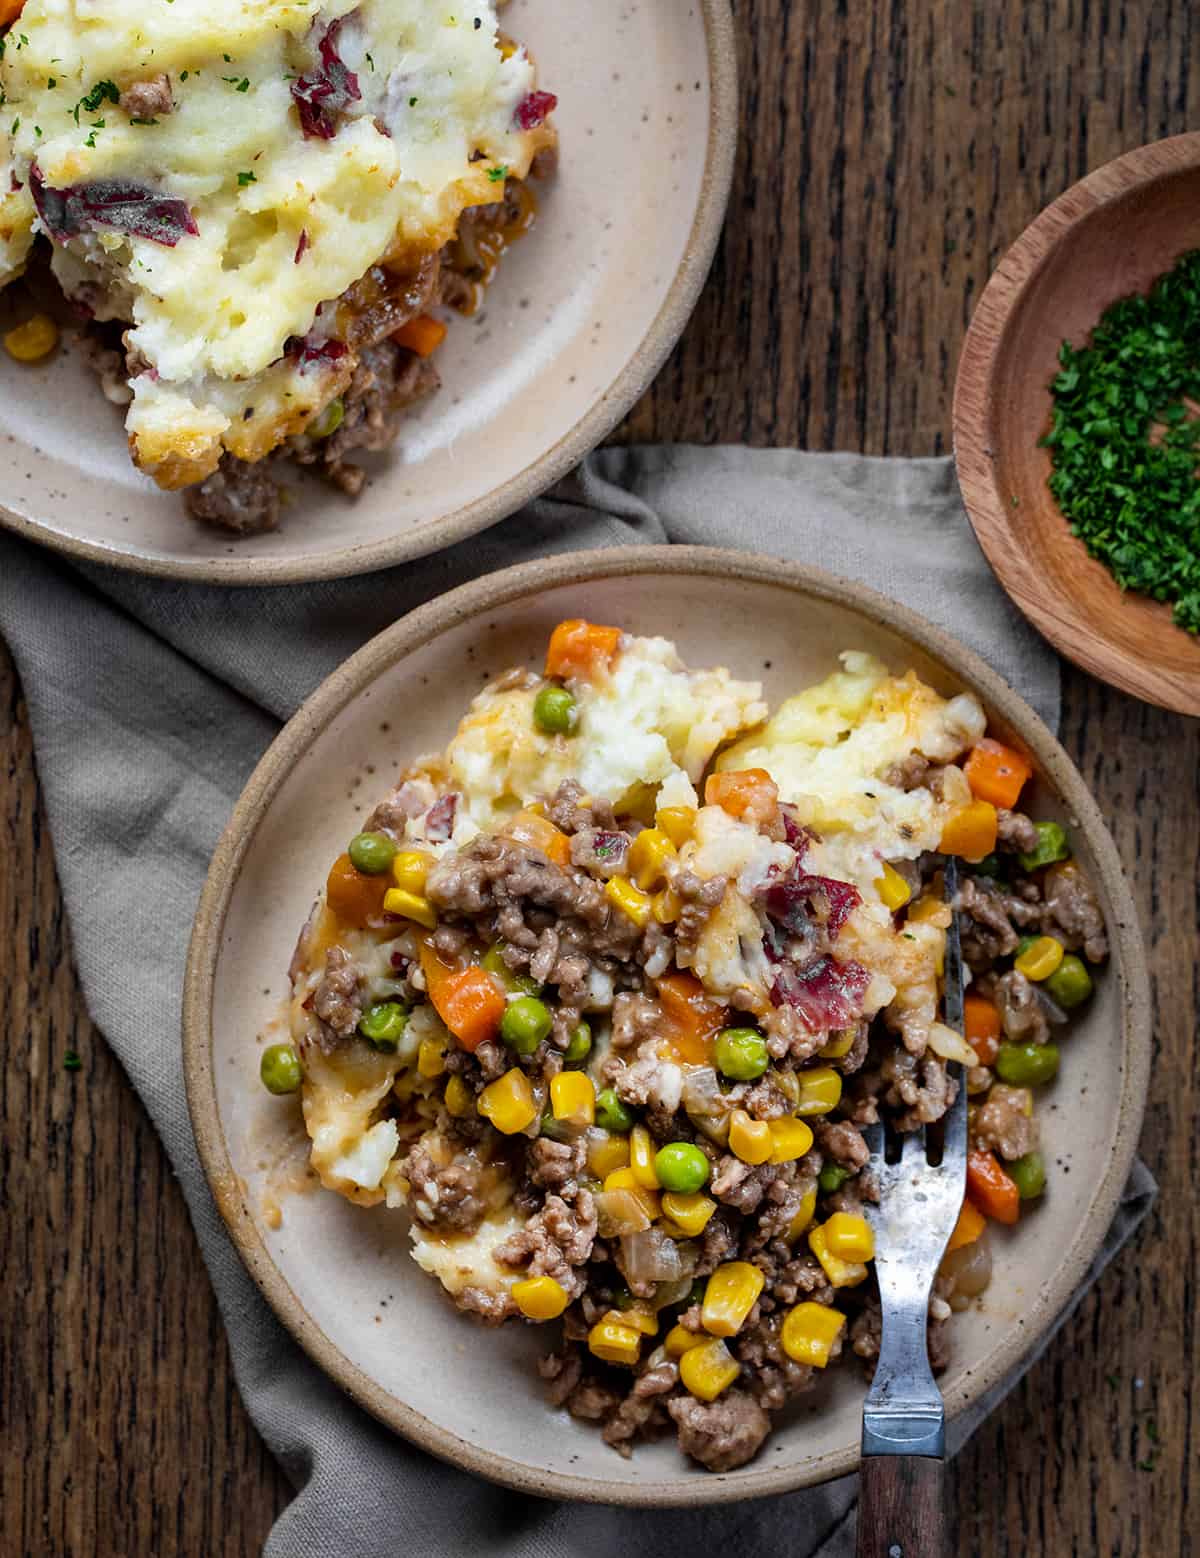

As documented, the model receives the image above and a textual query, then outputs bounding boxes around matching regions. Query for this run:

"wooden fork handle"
[856,1454,946,1558]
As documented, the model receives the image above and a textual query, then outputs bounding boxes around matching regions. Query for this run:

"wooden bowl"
[0,0,736,584]
[183,546,1150,1504]
[954,133,1200,716]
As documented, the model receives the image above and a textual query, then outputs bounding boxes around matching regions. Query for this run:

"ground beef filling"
[304,770,1107,1473]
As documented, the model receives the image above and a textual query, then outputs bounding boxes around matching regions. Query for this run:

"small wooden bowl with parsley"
[954,132,1200,716]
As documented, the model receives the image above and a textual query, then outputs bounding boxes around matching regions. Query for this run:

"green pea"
[564,1020,593,1065]
[358,1000,409,1052]
[540,1106,571,1142]
[818,1162,851,1193]
[1043,954,1093,1009]
[595,1087,635,1133]
[481,942,540,996]
[533,685,577,735]
[1017,820,1071,872]
[499,994,553,1055]
[347,830,397,875]
[1010,1150,1047,1200]
[974,853,1007,881]
[713,1026,769,1081]
[995,1040,1060,1087]
[308,396,345,439]
[654,1141,710,1194]
[260,1043,302,1095]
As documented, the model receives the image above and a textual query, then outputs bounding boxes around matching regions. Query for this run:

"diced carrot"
[963,993,1003,1067]
[939,799,998,861]
[421,950,505,1052]
[946,1198,988,1252]
[325,852,389,928]
[656,971,726,1065]
[966,1149,1020,1225]
[502,808,571,867]
[963,739,1033,811]
[392,314,448,358]
[704,768,780,828]
[544,619,622,680]
[0,0,25,23]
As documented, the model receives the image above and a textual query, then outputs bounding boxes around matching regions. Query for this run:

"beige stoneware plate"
[184,547,1149,1504]
[0,0,735,585]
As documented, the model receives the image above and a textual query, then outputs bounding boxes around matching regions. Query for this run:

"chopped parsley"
[222,75,251,92]
[1042,247,1200,635]
[63,1051,82,1072]
[130,117,159,126]
[237,170,256,186]
[47,76,57,89]
[10,117,18,136]
[409,95,419,106]
[365,50,375,70]
[84,119,105,148]
[487,164,507,182]
[73,80,119,124]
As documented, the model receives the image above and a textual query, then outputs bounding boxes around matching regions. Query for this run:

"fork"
[855,855,968,1558]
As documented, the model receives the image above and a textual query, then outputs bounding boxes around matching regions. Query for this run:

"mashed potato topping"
[0,0,554,486]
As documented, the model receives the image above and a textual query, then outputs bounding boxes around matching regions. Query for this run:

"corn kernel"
[794,1067,843,1116]
[780,1302,846,1368]
[907,895,951,926]
[381,887,437,929]
[629,1124,660,1188]
[4,313,58,363]
[588,1132,630,1178]
[391,849,432,894]
[659,1191,717,1237]
[627,828,678,892]
[512,1275,570,1320]
[664,1322,706,1359]
[605,875,652,928]
[603,1167,660,1220]
[786,1185,818,1242]
[603,1306,658,1336]
[417,1038,445,1078]
[477,1068,537,1134]
[651,886,682,925]
[874,861,913,912]
[729,1108,773,1165]
[444,1074,473,1116]
[655,806,697,848]
[768,1116,814,1163]
[819,1029,856,1059]
[823,1211,875,1262]
[679,1337,740,1401]
[1014,935,1065,982]
[588,1319,642,1366]
[808,1222,869,1287]
[550,1070,595,1127]
[701,1260,765,1337]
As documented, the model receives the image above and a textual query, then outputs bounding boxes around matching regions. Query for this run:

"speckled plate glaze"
[0,1,735,584]
[184,548,1149,1504]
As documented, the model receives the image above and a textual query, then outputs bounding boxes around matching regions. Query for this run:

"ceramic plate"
[0,1,735,584]
[184,547,1150,1504]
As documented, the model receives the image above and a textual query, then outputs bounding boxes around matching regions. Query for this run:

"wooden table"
[3,2,1197,1552]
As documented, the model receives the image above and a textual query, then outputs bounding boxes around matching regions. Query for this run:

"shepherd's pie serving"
[0,0,556,529]
[268,622,1109,1472]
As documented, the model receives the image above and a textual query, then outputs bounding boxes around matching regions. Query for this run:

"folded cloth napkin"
[0,447,1154,1557]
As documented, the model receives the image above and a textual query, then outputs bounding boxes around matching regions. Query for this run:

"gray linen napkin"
[0,447,1154,1557]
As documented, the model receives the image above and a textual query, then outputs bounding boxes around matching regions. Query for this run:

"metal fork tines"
[860,855,968,1460]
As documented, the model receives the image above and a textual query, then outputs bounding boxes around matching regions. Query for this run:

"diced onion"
[620,1228,699,1286]
[939,1233,993,1309]
[1033,988,1070,1026]
[927,1022,979,1067]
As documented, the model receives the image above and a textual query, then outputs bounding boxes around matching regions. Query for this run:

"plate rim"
[183,543,1151,1506]
[952,130,1200,717]
[0,0,738,586]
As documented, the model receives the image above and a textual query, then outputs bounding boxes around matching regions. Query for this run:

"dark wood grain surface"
[3,1,1198,1553]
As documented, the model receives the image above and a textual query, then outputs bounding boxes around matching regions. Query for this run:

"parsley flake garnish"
[487,164,507,182]
[222,75,251,92]
[409,95,419,106]
[237,170,256,186]
[73,79,119,124]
